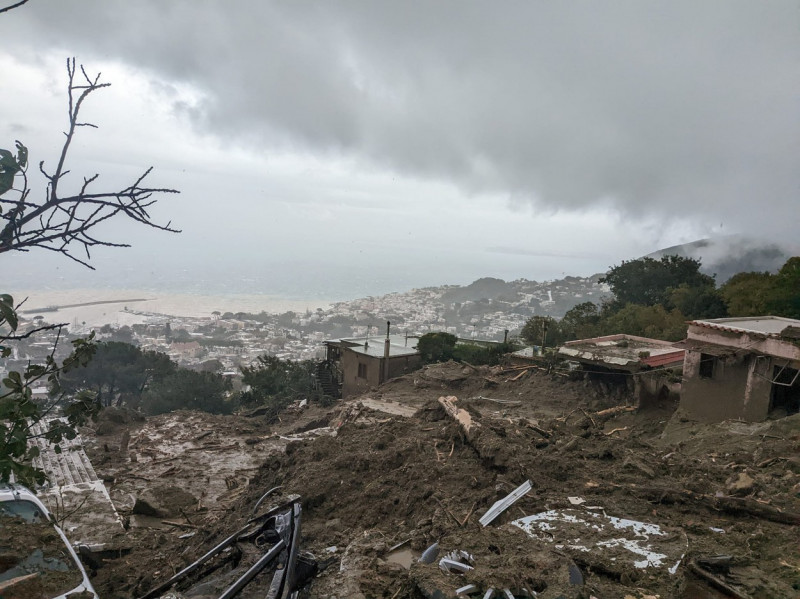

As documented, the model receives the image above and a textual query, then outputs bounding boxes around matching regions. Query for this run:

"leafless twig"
[0,0,30,15]
[0,58,179,267]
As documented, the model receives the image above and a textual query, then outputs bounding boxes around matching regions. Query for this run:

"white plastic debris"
[479,480,532,526]
[418,541,439,564]
[455,583,478,595]
[439,558,473,574]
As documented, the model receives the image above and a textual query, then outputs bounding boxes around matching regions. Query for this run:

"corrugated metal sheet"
[690,316,800,338]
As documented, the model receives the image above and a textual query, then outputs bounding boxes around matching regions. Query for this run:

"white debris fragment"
[479,480,532,526]
[512,508,686,575]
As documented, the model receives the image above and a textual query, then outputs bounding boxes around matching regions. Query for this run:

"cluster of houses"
[321,316,800,423]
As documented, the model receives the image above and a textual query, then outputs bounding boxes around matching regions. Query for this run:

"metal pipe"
[281,503,303,599]
[217,540,286,599]
[138,496,301,599]
[137,523,254,599]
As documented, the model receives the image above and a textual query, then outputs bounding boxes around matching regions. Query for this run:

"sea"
[13,288,336,330]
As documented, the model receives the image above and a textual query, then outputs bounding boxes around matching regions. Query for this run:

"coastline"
[11,288,335,328]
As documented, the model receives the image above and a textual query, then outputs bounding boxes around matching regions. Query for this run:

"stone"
[726,472,756,496]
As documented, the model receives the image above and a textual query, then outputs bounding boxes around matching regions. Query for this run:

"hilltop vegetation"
[521,254,800,346]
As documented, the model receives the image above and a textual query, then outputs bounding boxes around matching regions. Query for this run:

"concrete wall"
[680,349,773,422]
[635,372,681,409]
[340,350,382,398]
[340,350,422,398]
[387,354,422,379]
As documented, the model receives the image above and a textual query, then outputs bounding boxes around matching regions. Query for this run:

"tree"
[601,255,715,308]
[721,271,775,317]
[560,301,601,340]
[599,303,687,342]
[667,284,727,319]
[58,342,177,407]
[140,370,234,416]
[239,355,317,418]
[416,332,457,363]
[1,57,177,483]
[520,316,569,348]
[766,257,800,319]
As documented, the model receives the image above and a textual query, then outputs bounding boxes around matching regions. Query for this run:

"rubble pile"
[77,362,799,598]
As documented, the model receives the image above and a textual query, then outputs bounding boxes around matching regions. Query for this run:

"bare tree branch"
[0,0,30,15]
[0,58,180,266]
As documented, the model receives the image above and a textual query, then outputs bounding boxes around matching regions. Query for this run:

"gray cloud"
[5,1,799,241]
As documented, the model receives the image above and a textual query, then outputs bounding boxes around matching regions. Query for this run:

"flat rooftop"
[558,334,685,370]
[689,316,800,337]
[327,335,420,358]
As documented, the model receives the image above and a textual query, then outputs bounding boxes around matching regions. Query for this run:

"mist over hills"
[415,236,798,319]
[645,236,797,283]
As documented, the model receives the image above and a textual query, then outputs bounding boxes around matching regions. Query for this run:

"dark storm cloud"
[5,1,798,237]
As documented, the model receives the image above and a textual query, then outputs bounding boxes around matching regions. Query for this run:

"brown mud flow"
[74,362,799,598]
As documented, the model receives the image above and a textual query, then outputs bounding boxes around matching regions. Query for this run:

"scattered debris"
[62,365,799,598]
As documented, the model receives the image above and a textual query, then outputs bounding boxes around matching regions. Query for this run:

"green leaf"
[0,149,15,166]
[0,296,18,331]
[15,141,27,168]
[0,171,15,197]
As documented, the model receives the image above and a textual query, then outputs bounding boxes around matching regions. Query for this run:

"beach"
[12,288,334,329]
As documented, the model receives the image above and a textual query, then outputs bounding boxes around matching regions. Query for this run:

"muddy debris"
[70,366,800,598]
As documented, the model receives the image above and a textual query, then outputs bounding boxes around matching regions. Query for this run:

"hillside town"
[2,275,608,380]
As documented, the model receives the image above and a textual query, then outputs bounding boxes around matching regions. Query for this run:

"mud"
[74,362,799,598]
[0,517,83,598]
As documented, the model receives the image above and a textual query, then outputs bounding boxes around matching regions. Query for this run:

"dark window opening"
[769,365,800,416]
[698,354,715,379]
[357,363,367,379]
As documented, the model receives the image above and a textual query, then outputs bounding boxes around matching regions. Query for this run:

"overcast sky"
[2,1,798,299]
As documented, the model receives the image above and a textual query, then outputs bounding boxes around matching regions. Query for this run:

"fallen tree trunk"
[688,560,751,599]
[438,396,510,470]
[631,485,800,525]
[438,396,478,436]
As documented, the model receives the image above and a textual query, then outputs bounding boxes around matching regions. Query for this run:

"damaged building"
[319,328,421,398]
[557,334,685,407]
[680,316,800,422]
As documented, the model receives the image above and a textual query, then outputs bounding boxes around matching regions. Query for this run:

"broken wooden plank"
[510,369,529,381]
[605,426,630,436]
[473,396,522,406]
[438,396,479,436]
[594,405,636,417]
[0,573,39,593]
[162,520,198,529]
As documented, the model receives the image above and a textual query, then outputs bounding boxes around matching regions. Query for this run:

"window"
[770,365,800,415]
[698,353,715,379]
[357,363,367,379]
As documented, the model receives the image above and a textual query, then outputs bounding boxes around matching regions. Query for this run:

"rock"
[132,485,197,518]
[131,496,166,518]
[726,472,756,496]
